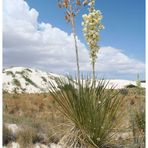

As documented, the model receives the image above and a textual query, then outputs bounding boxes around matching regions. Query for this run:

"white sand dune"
[106,79,145,89]
[3,67,145,93]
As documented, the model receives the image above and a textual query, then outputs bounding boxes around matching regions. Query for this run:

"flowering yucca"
[82,0,104,80]
[58,0,90,87]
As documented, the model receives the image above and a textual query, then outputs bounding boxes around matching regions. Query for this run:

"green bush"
[50,76,122,147]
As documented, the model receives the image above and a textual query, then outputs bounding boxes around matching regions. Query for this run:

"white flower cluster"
[82,0,104,64]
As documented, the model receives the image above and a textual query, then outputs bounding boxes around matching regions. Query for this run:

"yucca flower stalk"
[50,76,122,147]
[58,0,90,88]
[136,73,141,88]
[82,0,104,82]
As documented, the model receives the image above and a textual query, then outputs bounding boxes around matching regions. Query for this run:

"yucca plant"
[50,76,122,147]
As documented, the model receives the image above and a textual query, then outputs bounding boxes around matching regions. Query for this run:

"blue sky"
[26,0,145,62]
[3,0,145,80]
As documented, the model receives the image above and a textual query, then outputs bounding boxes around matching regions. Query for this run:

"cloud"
[3,0,145,78]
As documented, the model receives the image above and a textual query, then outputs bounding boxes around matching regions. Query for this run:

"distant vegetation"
[15,71,25,75]
[41,76,47,82]
[6,71,15,77]
[25,68,32,73]
[13,79,21,87]
[22,76,38,88]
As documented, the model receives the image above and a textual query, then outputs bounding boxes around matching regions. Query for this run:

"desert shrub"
[3,125,14,145]
[25,68,32,72]
[16,127,41,147]
[119,88,128,95]
[41,76,47,82]
[50,76,122,147]
[22,76,38,87]
[129,104,145,147]
[15,71,25,75]
[13,79,21,87]
[125,84,137,88]
[25,82,29,86]
[3,90,8,94]
[6,71,15,77]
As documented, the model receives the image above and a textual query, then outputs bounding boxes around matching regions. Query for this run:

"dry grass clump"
[16,126,42,147]
[3,92,66,146]
[3,124,14,146]
[128,93,145,147]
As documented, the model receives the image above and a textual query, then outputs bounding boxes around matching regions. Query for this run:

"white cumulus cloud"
[3,0,145,79]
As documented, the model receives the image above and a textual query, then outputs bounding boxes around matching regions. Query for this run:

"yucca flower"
[82,0,104,81]
[58,0,91,88]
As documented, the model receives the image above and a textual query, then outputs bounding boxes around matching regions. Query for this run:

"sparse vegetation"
[15,71,25,75]
[129,98,145,147]
[6,71,15,77]
[2,0,145,148]
[25,82,29,86]
[22,75,38,87]
[41,76,47,82]
[13,79,21,87]
[3,87,145,147]
[3,124,14,145]
[16,126,42,147]
[3,93,65,146]
[125,84,137,88]
[135,110,145,133]
[26,68,32,72]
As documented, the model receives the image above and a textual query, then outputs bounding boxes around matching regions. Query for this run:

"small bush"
[3,90,8,94]
[25,82,29,86]
[125,84,137,88]
[22,76,38,87]
[119,88,128,95]
[129,106,145,147]
[6,71,15,77]
[16,127,40,147]
[135,110,145,133]
[15,71,25,75]
[25,68,32,72]
[3,125,14,145]
[13,79,21,87]
[41,76,47,82]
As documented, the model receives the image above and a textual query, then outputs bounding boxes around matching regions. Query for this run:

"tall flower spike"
[57,0,90,88]
[82,0,104,81]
